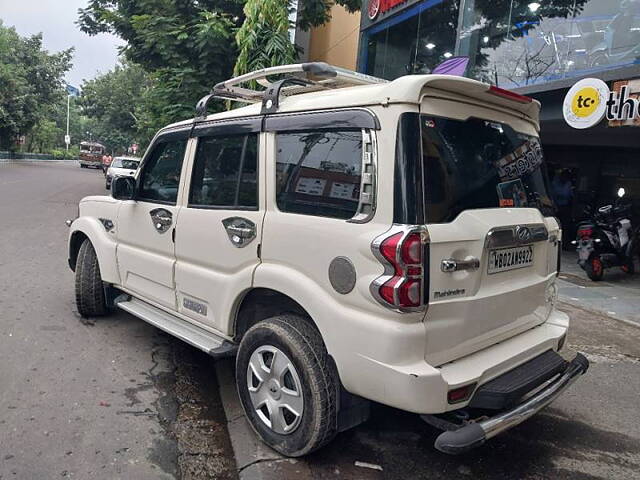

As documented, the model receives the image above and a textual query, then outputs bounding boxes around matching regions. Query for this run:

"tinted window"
[189,134,258,209]
[276,131,362,219]
[421,116,555,223]
[138,140,187,204]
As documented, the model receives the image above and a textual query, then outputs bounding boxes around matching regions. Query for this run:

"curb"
[0,159,79,164]
[214,358,314,480]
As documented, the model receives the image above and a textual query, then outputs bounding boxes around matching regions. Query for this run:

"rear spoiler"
[383,75,541,123]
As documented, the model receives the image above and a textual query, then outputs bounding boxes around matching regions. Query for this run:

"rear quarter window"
[275,130,363,219]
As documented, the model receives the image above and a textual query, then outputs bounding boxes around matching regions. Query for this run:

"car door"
[116,131,191,310]
[174,119,265,334]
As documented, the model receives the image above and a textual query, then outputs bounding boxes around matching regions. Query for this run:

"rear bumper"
[433,352,589,454]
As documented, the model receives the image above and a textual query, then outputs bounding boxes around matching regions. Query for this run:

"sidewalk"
[558,250,640,327]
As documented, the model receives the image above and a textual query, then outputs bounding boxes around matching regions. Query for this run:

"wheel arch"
[233,287,319,341]
[67,218,120,284]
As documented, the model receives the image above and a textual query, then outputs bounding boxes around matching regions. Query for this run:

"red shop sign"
[368,0,410,20]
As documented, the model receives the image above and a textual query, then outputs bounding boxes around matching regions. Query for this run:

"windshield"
[421,115,555,223]
[112,159,139,169]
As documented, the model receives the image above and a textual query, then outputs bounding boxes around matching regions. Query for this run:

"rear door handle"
[441,257,480,272]
[150,208,173,234]
[222,217,257,248]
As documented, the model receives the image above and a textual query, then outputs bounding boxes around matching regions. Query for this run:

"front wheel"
[236,315,338,457]
[585,255,604,281]
[75,239,107,317]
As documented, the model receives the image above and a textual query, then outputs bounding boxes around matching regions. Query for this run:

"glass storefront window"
[364,0,460,79]
[459,0,640,88]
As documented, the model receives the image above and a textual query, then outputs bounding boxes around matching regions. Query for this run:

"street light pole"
[66,94,70,152]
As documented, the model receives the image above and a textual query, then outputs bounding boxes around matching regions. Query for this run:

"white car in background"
[105,156,140,190]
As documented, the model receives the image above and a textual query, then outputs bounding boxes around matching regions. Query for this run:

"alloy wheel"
[246,345,304,435]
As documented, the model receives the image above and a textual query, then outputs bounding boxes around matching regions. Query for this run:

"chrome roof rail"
[195,62,387,118]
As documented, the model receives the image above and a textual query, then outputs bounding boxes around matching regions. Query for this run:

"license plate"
[488,245,533,274]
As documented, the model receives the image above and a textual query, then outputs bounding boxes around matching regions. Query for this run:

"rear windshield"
[421,115,555,223]
[112,159,139,169]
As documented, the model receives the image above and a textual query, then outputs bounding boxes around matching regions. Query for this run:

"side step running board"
[116,297,237,358]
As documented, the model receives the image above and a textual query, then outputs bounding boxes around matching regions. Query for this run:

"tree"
[0,22,72,150]
[80,62,148,152]
[78,0,243,129]
[234,0,297,77]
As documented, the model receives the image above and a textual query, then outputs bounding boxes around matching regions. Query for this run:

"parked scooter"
[572,188,637,281]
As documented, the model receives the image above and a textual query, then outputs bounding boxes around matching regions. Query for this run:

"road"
[0,162,236,479]
[1,161,639,479]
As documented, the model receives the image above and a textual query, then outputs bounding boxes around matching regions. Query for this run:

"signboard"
[609,79,640,127]
[563,77,640,129]
[361,0,420,29]
[65,135,71,146]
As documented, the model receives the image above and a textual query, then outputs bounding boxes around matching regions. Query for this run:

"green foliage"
[0,21,73,150]
[78,0,243,133]
[234,0,297,77]
[79,63,148,152]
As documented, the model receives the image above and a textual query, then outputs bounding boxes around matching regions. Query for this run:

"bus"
[79,141,106,169]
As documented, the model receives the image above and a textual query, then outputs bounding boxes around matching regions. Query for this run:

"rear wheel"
[75,239,107,317]
[585,255,604,281]
[236,314,338,457]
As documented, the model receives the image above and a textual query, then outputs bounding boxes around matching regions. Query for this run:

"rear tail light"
[577,227,593,239]
[371,227,428,311]
[488,85,533,104]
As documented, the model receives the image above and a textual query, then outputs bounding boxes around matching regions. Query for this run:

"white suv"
[67,63,588,457]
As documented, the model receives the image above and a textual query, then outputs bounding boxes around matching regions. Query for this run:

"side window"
[275,130,362,219]
[138,139,187,204]
[189,134,258,209]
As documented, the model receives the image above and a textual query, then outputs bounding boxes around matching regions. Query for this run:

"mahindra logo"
[516,226,532,242]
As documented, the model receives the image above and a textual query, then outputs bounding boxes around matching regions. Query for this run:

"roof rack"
[195,62,388,117]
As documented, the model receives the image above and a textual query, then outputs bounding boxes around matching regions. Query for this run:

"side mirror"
[617,187,626,198]
[112,176,136,200]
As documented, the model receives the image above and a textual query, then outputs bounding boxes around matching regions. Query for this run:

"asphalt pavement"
[1,161,639,480]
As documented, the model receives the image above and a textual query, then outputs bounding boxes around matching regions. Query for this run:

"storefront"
[358,0,640,236]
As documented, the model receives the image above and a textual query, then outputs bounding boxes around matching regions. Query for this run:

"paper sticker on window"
[329,182,356,200]
[295,177,326,196]
[497,179,528,208]
[494,138,543,181]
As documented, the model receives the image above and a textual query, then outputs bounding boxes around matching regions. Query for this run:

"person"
[103,153,113,175]
[101,154,109,174]
[551,170,574,246]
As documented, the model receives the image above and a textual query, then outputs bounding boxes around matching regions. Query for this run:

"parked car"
[105,156,140,190]
[66,62,588,457]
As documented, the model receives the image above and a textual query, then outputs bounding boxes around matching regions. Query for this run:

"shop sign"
[367,0,410,20]
[563,77,640,129]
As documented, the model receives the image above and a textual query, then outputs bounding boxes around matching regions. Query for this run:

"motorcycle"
[572,188,637,281]
[588,2,640,68]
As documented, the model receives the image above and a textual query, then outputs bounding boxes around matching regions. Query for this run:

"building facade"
[354,0,640,231]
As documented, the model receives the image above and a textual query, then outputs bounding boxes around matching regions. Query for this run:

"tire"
[105,182,110,190]
[236,314,338,457]
[75,239,107,317]
[80,164,87,168]
[585,255,604,281]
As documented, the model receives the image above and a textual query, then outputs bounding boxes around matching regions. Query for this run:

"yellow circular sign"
[571,87,600,117]
[563,78,609,129]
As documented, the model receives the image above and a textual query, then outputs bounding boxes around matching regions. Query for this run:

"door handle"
[441,257,480,273]
[149,208,173,234]
[222,217,256,248]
